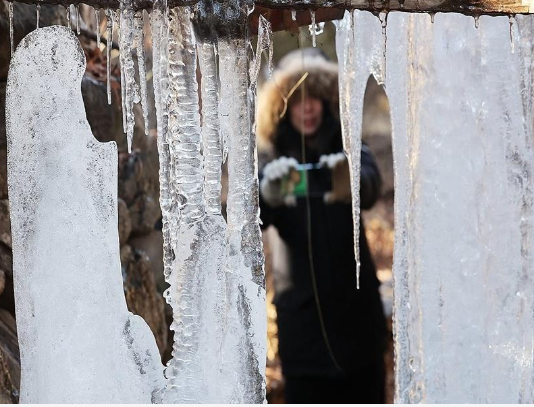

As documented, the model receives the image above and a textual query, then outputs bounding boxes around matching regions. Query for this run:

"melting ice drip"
[337,10,534,403]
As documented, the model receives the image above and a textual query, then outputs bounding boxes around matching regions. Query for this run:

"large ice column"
[161,7,228,403]
[218,35,267,404]
[5,26,164,403]
[338,11,534,403]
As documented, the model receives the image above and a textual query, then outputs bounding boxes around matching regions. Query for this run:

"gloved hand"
[319,152,352,204]
[260,156,299,207]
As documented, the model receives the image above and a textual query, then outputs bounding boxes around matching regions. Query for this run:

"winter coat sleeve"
[360,144,382,210]
[258,174,277,230]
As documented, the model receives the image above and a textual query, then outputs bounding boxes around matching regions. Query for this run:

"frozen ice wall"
[338,11,534,403]
[5,26,164,403]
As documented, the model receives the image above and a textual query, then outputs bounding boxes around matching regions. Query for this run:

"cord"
[297,31,343,374]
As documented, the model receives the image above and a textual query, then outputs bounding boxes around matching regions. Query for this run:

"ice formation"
[5,26,165,403]
[151,2,266,403]
[337,10,534,403]
[119,0,141,152]
[8,1,13,55]
[95,8,101,47]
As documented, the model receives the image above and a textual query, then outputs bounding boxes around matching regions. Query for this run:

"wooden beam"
[8,0,533,17]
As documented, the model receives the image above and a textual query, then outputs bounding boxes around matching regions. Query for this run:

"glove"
[319,152,352,204]
[260,156,299,207]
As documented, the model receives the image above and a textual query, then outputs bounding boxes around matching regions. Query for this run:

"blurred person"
[257,48,387,404]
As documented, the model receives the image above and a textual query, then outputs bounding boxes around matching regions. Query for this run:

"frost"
[5,26,164,403]
[338,10,534,403]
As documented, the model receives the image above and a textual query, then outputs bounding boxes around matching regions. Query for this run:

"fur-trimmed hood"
[256,48,339,152]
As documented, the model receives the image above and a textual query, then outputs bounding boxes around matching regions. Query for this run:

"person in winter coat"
[257,48,387,404]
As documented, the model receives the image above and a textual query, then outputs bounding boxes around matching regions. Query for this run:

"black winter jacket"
[259,117,387,379]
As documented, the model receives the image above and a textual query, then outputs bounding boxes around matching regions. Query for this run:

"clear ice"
[119,0,141,152]
[8,1,14,55]
[338,10,534,403]
[5,26,165,403]
[105,8,115,105]
[218,35,267,403]
[95,8,101,48]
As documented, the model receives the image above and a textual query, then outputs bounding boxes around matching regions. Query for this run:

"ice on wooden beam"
[160,5,232,403]
[338,10,534,403]
[5,26,164,403]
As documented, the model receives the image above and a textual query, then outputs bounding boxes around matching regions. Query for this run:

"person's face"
[289,96,323,137]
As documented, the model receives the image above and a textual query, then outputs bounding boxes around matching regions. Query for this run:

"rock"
[129,231,166,294]
[0,149,7,200]
[117,199,132,246]
[118,152,145,206]
[0,201,10,249]
[0,310,20,403]
[122,248,167,357]
[0,84,5,150]
[0,245,13,316]
[0,271,6,299]
[81,75,123,146]
[128,194,160,237]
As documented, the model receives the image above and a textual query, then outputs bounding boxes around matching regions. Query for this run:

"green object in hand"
[281,168,308,197]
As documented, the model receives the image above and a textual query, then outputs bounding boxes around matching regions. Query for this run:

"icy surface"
[250,15,274,87]
[135,11,150,135]
[119,0,141,152]
[8,1,13,55]
[157,5,266,403]
[105,8,114,105]
[218,37,267,403]
[338,11,534,403]
[5,26,164,403]
[95,8,101,48]
[199,42,223,215]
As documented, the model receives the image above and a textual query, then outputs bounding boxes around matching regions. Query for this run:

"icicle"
[76,4,80,35]
[36,3,40,29]
[291,9,297,21]
[250,15,274,86]
[150,0,172,282]
[66,5,71,30]
[430,12,436,23]
[474,15,480,29]
[119,0,141,153]
[200,42,223,215]
[509,15,515,54]
[95,8,101,48]
[8,1,14,56]
[134,11,149,136]
[309,10,317,47]
[379,11,388,85]
[166,7,203,224]
[163,8,218,404]
[218,35,267,402]
[105,9,114,105]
